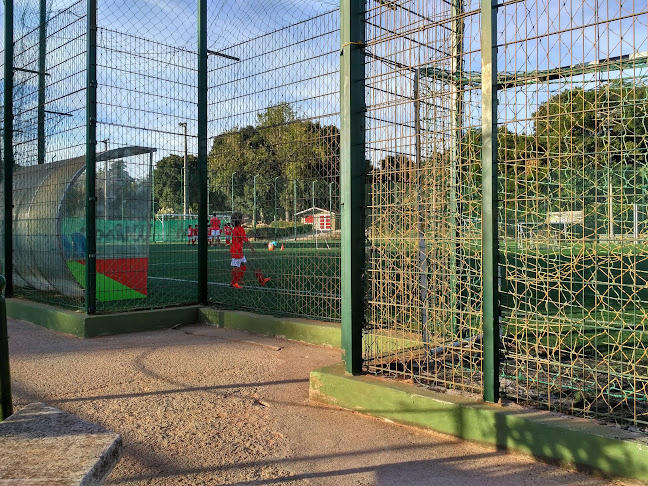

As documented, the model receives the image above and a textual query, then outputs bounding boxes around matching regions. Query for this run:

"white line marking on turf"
[148,276,339,298]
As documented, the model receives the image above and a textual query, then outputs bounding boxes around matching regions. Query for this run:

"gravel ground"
[5,317,630,486]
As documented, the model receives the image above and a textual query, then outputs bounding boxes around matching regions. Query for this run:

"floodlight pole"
[101,138,108,220]
[312,180,316,242]
[3,0,14,297]
[179,122,188,216]
[328,182,333,230]
[294,180,297,241]
[150,151,156,242]
[231,171,236,213]
[253,175,257,238]
[274,176,280,239]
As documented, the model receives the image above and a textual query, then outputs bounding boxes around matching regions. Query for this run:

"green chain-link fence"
[2,0,648,431]
[360,0,648,430]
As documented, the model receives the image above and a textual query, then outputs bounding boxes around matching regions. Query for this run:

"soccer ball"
[267,241,275,251]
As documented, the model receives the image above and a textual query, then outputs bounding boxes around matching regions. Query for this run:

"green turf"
[96,240,341,321]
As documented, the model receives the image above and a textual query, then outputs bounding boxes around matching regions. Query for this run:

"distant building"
[296,207,336,232]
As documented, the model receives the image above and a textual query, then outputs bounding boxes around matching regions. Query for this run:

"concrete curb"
[7,299,201,337]
[199,307,341,348]
[309,363,648,483]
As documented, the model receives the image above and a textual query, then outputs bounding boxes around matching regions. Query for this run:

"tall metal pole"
[311,180,317,235]
[197,0,208,304]
[414,69,429,347]
[101,138,108,220]
[231,171,236,213]
[312,180,316,241]
[85,0,98,313]
[150,152,156,242]
[3,0,14,297]
[253,175,257,238]
[449,0,465,336]
[293,180,297,241]
[179,122,188,216]
[274,176,279,239]
[481,0,500,403]
[340,0,365,374]
[0,275,12,420]
[329,181,333,231]
[37,0,47,166]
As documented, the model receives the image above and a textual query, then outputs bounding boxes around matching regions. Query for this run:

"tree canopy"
[207,103,340,222]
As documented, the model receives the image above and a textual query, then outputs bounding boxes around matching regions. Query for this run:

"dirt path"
[6,318,626,485]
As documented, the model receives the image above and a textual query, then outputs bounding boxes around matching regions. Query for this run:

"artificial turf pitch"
[97,240,342,320]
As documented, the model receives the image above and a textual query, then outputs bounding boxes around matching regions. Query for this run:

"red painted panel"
[96,258,149,295]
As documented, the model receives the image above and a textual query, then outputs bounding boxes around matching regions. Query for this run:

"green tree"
[533,81,648,214]
[208,103,340,223]
[153,154,198,213]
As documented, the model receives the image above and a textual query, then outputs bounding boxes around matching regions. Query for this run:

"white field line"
[148,276,340,298]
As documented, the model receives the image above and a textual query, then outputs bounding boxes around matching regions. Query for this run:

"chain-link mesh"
[94,0,198,310]
[498,0,648,428]
[363,0,484,394]
[205,5,340,321]
[5,0,87,309]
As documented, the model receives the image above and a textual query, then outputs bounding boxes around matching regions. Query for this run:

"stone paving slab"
[0,402,122,485]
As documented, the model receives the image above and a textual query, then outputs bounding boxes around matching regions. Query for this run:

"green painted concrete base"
[310,363,648,483]
[7,299,201,338]
[199,308,341,348]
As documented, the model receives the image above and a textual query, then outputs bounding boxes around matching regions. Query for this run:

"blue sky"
[3,0,648,172]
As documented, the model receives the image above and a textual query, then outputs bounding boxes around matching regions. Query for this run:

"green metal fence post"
[197,0,208,304]
[481,0,500,403]
[293,180,297,241]
[85,0,97,314]
[340,0,365,375]
[3,0,14,297]
[37,0,47,166]
[0,275,12,420]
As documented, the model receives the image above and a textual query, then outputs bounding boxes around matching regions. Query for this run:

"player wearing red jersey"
[223,222,232,245]
[209,213,221,246]
[229,212,270,289]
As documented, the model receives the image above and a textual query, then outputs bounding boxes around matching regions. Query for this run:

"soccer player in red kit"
[223,222,232,245]
[229,212,270,289]
[210,213,221,246]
